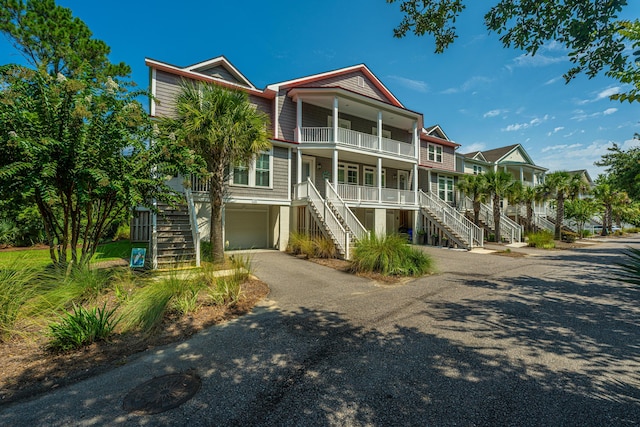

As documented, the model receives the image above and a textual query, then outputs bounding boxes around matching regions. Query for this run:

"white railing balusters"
[300,127,415,159]
[420,191,484,248]
[325,180,369,242]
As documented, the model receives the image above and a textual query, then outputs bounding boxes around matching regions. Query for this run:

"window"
[372,127,392,139]
[364,167,375,186]
[231,150,272,188]
[255,153,270,187]
[473,165,484,175]
[428,144,443,163]
[338,163,358,185]
[438,176,454,202]
[233,162,249,186]
[327,117,351,129]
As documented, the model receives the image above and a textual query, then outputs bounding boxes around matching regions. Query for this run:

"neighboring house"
[568,169,595,197]
[144,55,494,265]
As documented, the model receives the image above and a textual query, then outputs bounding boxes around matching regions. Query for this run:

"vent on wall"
[357,76,365,88]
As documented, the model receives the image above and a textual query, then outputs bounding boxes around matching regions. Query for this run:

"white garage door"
[225,208,268,250]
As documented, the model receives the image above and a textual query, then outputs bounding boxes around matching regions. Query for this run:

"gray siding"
[420,140,456,171]
[298,71,390,102]
[155,70,182,118]
[278,90,296,141]
[193,65,245,86]
[228,146,289,200]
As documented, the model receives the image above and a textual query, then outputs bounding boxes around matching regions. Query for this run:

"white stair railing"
[420,191,484,248]
[533,213,555,233]
[184,188,201,267]
[546,206,575,231]
[325,180,369,242]
[473,198,522,243]
[294,179,351,259]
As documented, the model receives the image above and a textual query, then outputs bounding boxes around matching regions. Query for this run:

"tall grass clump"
[0,259,40,340]
[313,236,338,259]
[203,256,251,306]
[287,232,315,258]
[48,303,120,352]
[526,231,556,249]
[24,266,112,316]
[121,270,204,333]
[351,233,433,277]
[614,246,640,286]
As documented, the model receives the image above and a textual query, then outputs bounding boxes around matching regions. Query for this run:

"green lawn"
[0,240,147,269]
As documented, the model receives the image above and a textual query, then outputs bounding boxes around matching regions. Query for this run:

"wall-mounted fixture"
[317,164,322,169]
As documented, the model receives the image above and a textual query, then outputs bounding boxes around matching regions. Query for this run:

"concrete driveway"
[1,236,639,426]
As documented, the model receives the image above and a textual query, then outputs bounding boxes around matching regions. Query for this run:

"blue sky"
[1,0,638,179]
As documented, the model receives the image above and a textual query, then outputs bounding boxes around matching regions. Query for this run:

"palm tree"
[483,171,514,243]
[542,171,588,240]
[564,198,598,237]
[593,176,628,236]
[457,174,488,226]
[161,81,271,263]
[519,185,545,233]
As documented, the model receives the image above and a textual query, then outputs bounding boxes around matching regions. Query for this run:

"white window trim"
[428,143,443,163]
[327,116,351,129]
[438,176,454,202]
[230,149,274,189]
[338,162,359,185]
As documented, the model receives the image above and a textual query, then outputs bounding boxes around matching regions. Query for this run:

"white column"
[377,157,382,202]
[296,98,302,142]
[296,149,302,184]
[519,166,524,183]
[377,111,383,152]
[333,149,339,187]
[333,96,339,143]
[428,170,432,194]
[413,163,418,204]
[413,121,419,160]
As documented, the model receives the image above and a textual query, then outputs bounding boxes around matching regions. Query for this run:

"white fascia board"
[184,56,257,90]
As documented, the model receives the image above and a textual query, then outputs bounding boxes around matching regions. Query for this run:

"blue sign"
[130,248,146,268]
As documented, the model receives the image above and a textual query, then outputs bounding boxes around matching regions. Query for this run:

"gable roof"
[568,169,594,186]
[462,151,489,162]
[184,56,257,89]
[424,124,450,141]
[266,64,404,108]
[480,144,522,163]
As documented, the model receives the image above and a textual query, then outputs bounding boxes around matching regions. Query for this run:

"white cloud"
[442,76,492,94]
[502,115,549,132]
[603,108,618,115]
[541,143,583,153]
[387,75,430,93]
[483,109,507,118]
[460,142,487,154]
[576,86,621,104]
[546,126,565,136]
[511,53,566,68]
[544,76,562,85]
[571,107,619,121]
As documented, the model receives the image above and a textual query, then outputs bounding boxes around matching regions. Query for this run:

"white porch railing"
[294,179,351,259]
[546,206,576,231]
[533,214,555,233]
[184,188,201,267]
[473,199,522,243]
[191,174,210,193]
[420,191,484,249]
[325,180,369,242]
[336,183,416,205]
[300,127,416,159]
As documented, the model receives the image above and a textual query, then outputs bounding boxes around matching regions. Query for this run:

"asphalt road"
[1,236,639,426]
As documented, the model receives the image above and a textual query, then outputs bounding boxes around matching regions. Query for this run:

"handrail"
[546,206,576,231]
[325,180,369,242]
[184,188,201,267]
[471,198,522,243]
[419,191,483,248]
[294,179,351,259]
[533,213,555,232]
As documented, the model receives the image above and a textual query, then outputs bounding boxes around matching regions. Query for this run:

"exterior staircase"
[461,197,522,243]
[294,179,366,259]
[155,201,197,268]
[419,191,484,249]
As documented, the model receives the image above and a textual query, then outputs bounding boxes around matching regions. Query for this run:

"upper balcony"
[299,127,415,159]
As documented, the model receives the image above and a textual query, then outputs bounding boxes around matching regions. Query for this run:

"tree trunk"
[473,200,480,226]
[526,201,533,233]
[555,195,564,240]
[493,194,501,243]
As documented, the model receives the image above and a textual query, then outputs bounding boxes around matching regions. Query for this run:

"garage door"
[225,208,268,250]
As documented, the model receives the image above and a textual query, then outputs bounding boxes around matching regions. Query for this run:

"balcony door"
[397,171,409,191]
[302,155,315,184]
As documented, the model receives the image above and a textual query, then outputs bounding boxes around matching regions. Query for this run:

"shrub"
[526,231,555,249]
[0,260,39,340]
[614,247,640,286]
[206,275,243,306]
[0,219,18,247]
[112,224,130,241]
[624,227,640,233]
[287,232,315,258]
[313,236,338,259]
[351,233,433,277]
[561,231,578,243]
[581,229,593,238]
[48,303,119,352]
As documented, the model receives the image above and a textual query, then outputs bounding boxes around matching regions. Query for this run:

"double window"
[438,176,454,203]
[338,162,358,185]
[363,166,386,187]
[428,144,443,163]
[231,150,272,188]
[473,165,483,175]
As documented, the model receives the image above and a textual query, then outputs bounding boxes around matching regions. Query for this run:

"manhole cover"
[122,371,201,415]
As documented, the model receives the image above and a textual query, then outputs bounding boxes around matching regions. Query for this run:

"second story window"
[231,150,273,188]
[233,162,249,186]
[255,153,270,187]
[428,144,443,163]
[338,163,358,185]
[473,165,483,175]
